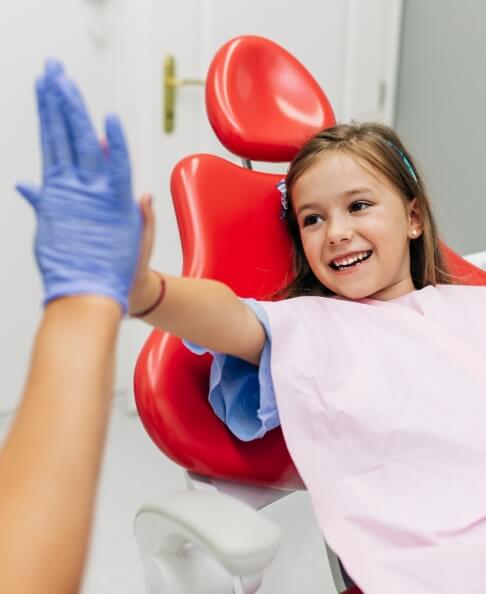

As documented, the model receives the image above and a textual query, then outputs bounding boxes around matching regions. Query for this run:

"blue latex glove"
[16,60,142,313]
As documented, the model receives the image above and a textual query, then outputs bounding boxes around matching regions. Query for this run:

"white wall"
[0,0,125,413]
[395,0,486,255]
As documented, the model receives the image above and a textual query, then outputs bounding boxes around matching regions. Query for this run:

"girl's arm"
[129,200,266,366]
[0,296,120,594]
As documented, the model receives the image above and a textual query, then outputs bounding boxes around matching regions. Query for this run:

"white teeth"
[332,251,370,268]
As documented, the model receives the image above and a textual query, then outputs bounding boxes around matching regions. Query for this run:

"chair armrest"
[134,490,282,576]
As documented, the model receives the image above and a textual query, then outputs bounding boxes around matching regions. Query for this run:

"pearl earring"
[411,229,417,237]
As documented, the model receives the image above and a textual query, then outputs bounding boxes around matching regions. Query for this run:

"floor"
[0,397,336,594]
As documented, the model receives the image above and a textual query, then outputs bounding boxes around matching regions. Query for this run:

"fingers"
[105,114,133,205]
[35,78,55,175]
[138,194,155,272]
[129,194,155,298]
[16,182,41,208]
[45,58,64,78]
[35,59,133,201]
[40,58,104,181]
[32,59,68,179]
[52,74,103,181]
[43,68,73,173]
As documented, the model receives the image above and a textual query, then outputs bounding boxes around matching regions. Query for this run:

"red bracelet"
[130,276,166,318]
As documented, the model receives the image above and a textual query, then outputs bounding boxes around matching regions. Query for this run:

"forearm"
[130,270,264,364]
[0,297,120,594]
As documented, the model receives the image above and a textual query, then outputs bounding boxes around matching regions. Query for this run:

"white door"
[113,0,207,404]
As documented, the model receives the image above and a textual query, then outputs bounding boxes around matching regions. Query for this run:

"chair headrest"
[205,35,335,163]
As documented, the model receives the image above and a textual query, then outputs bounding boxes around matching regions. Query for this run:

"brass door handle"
[164,55,204,133]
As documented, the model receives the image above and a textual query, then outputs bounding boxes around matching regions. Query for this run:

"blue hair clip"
[387,142,417,182]
[276,179,288,219]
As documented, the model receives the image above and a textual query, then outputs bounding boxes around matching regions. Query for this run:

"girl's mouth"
[330,250,373,272]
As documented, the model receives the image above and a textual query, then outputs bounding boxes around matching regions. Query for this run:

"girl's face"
[292,151,422,301]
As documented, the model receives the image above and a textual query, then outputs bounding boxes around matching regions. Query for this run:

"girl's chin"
[326,281,377,301]
[338,291,373,301]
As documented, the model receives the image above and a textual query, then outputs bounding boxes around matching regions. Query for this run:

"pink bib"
[260,285,486,594]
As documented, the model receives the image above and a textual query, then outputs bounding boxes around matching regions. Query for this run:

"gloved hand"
[16,59,142,313]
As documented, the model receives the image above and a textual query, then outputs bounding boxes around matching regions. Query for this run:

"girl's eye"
[350,200,370,212]
[302,214,324,227]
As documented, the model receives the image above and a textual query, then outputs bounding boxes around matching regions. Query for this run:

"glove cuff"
[44,283,128,314]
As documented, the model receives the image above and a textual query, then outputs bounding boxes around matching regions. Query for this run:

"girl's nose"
[326,217,353,244]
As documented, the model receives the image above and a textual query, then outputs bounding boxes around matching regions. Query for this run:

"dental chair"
[133,36,486,594]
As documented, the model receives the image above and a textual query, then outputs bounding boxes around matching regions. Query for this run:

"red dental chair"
[133,36,486,594]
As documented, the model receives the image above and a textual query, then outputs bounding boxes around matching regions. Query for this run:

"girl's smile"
[329,249,373,271]
[292,152,422,301]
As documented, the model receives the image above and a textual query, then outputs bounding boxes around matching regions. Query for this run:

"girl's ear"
[407,197,423,238]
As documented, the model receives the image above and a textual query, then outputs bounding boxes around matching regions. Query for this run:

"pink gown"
[257,285,486,593]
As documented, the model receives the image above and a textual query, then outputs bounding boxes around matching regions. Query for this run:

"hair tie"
[387,142,417,182]
[276,179,288,219]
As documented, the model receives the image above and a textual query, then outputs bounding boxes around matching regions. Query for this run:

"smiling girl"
[129,122,486,593]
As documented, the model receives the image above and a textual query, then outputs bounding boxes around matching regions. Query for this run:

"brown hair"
[280,122,451,298]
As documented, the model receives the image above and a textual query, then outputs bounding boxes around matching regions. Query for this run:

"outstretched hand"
[16,59,142,313]
[127,191,157,315]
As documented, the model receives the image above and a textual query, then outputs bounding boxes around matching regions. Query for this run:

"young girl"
[130,123,486,594]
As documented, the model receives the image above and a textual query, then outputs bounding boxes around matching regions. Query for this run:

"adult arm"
[0,296,120,594]
[0,60,141,594]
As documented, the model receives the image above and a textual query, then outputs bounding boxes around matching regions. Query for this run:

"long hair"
[279,122,451,298]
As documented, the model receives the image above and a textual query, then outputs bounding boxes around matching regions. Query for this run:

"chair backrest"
[134,156,304,489]
[205,35,335,162]
[440,242,486,284]
[134,35,486,492]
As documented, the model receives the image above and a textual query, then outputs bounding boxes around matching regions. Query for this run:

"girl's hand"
[128,194,159,315]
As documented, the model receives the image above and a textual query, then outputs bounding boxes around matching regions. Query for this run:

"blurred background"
[0,1,484,592]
